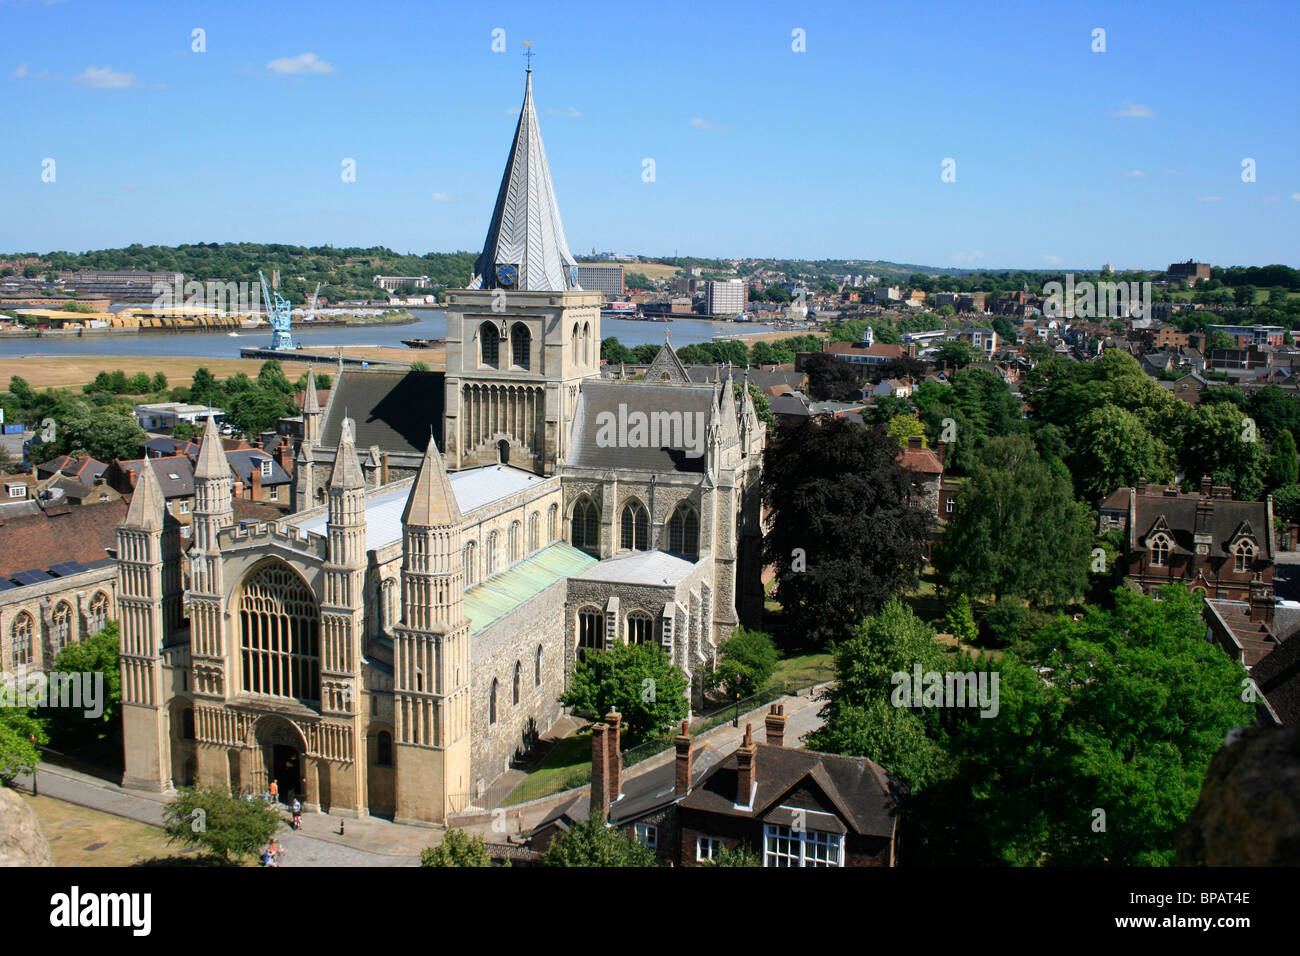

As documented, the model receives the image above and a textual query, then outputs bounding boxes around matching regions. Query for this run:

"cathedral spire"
[467,69,579,292]
[403,435,462,529]
[123,457,167,531]
[329,417,366,491]
[194,414,231,480]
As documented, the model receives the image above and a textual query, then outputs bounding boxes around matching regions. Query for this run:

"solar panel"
[47,561,86,576]
[10,569,53,586]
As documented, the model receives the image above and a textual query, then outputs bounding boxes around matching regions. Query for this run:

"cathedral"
[116,69,766,823]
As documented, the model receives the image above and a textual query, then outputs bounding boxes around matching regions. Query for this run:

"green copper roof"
[464,541,597,635]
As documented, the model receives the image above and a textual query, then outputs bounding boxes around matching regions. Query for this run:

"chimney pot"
[1200,474,1213,496]
[764,703,787,748]
[736,723,756,808]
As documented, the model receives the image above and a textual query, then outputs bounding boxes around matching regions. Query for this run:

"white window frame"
[260,459,273,477]
[696,836,723,863]
[177,499,190,514]
[762,823,845,867]
[634,822,658,849]
[268,485,278,501]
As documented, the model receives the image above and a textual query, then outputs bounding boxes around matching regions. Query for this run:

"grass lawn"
[769,651,833,688]
[502,727,594,806]
[18,793,218,866]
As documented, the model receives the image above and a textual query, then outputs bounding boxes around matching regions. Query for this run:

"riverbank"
[0,309,417,340]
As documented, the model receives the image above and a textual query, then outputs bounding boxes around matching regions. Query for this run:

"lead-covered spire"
[468,70,580,293]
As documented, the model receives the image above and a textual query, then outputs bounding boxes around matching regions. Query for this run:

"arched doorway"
[498,439,510,464]
[254,716,306,805]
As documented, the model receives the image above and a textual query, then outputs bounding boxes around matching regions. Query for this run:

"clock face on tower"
[496,264,519,288]
[569,265,579,287]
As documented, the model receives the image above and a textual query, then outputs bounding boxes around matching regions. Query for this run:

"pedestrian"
[271,840,284,866]
[269,779,279,803]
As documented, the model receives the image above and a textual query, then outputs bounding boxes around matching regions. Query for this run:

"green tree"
[1269,428,1299,490]
[886,414,927,448]
[162,786,282,864]
[1067,404,1171,501]
[806,600,952,790]
[933,340,975,370]
[410,360,430,372]
[150,372,168,392]
[1179,402,1265,500]
[764,418,931,645]
[558,642,688,742]
[541,815,656,866]
[803,353,861,402]
[934,434,1092,606]
[1205,330,1236,353]
[421,828,492,867]
[0,706,48,784]
[942,593,978,646]
[708,627,779,698]
[190,367,220,407]
[256,360,295,396]
[223,386,294,438]
[40,623,122,749]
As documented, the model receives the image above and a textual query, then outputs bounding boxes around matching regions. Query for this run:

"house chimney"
[1136,478,1147,494]
[605,711,622,802]
[735,723,756,808]
[1200,474,1213,497]
[250,462,263,500]
[936,442,947,466]
[674,721,693,796]
[590,722,609,821]
[1250,583,1274,624]
[278,441,292,474]
[381,450,390,486]
[907,434,924,451]
[764,704,786,747]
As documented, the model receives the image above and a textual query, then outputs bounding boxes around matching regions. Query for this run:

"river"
[0,309,773,359]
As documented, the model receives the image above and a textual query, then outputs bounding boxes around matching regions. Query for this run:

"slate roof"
[1130,490,1272,559]
[36,454,107,484]
[141,437,200,459]
[0,498,129,577]
[568,380,713,473]
[679,742,903,838]
[115,456,195,499]
[319,369,444,457]
[226,449,292,486]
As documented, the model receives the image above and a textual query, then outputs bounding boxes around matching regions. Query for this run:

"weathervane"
[522,41,534,71]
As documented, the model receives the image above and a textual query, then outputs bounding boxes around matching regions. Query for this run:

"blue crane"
[258,270,294,351]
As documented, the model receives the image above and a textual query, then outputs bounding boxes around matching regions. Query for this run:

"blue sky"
[2,0,1297,270]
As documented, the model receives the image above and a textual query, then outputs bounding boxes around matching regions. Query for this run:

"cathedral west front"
[115,69,766,824]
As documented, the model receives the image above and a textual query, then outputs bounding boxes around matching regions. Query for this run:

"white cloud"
[76,65,138,89]
[1197,196,1223,203]
[689,117,727,130]
[431,192,453,202]
[547,106,582,118]
[1291,193,1300,202]
[13,63,28,78]
[1042,254,1064,265]
[1113,102,1154,118]
[950,250,986,264]
[1124,169,1146,178]
[266,52,335,75]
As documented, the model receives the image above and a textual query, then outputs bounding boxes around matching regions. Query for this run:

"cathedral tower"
[117,461,182,791]
[442,69,603,476]
[393,436,472,823]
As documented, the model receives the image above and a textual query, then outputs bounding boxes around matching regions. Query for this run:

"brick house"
[897,435,945,521]
[1118,478,1274,603]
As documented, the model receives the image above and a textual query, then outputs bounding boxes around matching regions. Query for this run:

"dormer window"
[260,459,273,477]
[1150,534,1171,567]
[1234,541,1255,573]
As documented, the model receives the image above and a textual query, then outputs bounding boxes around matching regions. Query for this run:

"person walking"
[269,779,279,803]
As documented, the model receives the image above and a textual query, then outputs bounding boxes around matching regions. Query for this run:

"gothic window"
[480,322,500,368]
[88,592,109,634]
[463,540,478,587]
[1235,541,1256,572]
[620,501,649,551]
[528,511,539,553]
[534,644,542,687]
[509,520,522,564]
[668,503,700,559]
[627,611,654,645]
[381,579,397,631]
[487,530,501,575]
[571,325,580,364]
[577,606,605,661]
[582,322,592,365]
[11,612,33,669]
[377,730,393,766]
[513,661,521,705]
[490,678,499,724]
[51,601,72,651]
[548,503,558,543]
[238,562,320,703]
[1150,535,1170,567]
[511,323,531,369]
[571,497,599,555]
